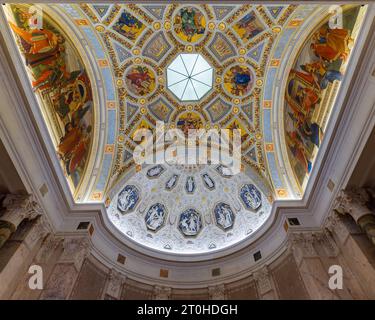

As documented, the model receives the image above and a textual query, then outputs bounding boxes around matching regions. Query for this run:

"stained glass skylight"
[167,54,213,101]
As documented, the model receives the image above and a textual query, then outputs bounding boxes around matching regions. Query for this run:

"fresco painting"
[7,5,94,190]
[284,6,362,189]
[173,7,206,43]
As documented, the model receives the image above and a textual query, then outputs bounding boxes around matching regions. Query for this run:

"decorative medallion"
[178,208,203,236]
[214,202,235,231]
[201,173,215,190]
[173,7,206,43]
[145,203,167,231]
[125,65,155,97]
[224,65,254,97]
[176,112,204,136]
[117,185,140,213]
[165,174,179,190]
[240,184,262,211]
[146,165,165,178]
[216,165,233,177]
[185,176,196,194]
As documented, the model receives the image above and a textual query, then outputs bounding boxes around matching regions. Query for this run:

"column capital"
[253,266,273,296]
[106,268,124,299]
[60,236,90,271]
[334,188,373,222]
[208,284,226,300]
[153,285,172,300]
[1,194,43,227]
[24,214,51,248]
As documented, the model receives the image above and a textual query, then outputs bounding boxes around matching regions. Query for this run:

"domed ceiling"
[107,162,271,254]
[3,3,366,256]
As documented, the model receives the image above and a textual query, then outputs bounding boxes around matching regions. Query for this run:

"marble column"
[0,194,43,248]
[39,236,90,300]
[153,285,172,300]
[325,211,375,298]
[334,188,375,245]
[290,232,339,300]
[253,266,277,299]
[0,214,50,299]
[208,284,226,300]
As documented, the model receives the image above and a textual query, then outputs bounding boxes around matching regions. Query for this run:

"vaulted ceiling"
[2,3,367,255]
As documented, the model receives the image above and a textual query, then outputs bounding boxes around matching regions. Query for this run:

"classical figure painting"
[112,10,145,42]
[240,184,262,211]
[173,6,206,43]
[176,112,204,137]
[202,173,215,190]
[125,65,155,97]
[224,65,254,97]
[6,4,94,190]
[117,185,140,213]
[145,203,167,232]
[233,11,265,42]
[284,6,363,190]
[165,174,179,190]
[146,165,165,178]
[214,202,235,231]
[178,208,203,236]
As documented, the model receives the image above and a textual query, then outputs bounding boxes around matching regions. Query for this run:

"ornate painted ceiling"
[2,3,367,255]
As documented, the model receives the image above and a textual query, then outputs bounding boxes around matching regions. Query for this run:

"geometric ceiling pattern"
[4,3,366,207]
[75,3,297,201]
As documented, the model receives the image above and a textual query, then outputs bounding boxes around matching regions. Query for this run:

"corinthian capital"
[60,236,90,270]
[1,194,43,227]
[334,188,373,222]
[208,284,226,300]
[153,286,171,300]
[253,266,272,295]
[106,269,124,299]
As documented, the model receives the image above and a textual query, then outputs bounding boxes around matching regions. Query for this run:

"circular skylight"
[167,54,213,101]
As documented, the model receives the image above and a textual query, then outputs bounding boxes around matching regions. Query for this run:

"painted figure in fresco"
[240,184,262,210]
[225,66,253,96]
[113,11,144,41]
[147,165,165,178]
[9,21,70,90]
[117,185,139,213]
[286,131,312,174]
[179,209,202,236]
[301,61,343,90]
[216,164,232,177]
[145,204,165,231]
[185,176,195,193]
[202,173,215,190]
[177,113,203,137]
[165,174,178,190]
[174,7,205,42]
[126,66,154,96]
[311,26,352,62]
[215,203,234,230]
[288,112,321,148]
[9,6,93,189]
[236,12,264,41]
[9,22,64,55]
